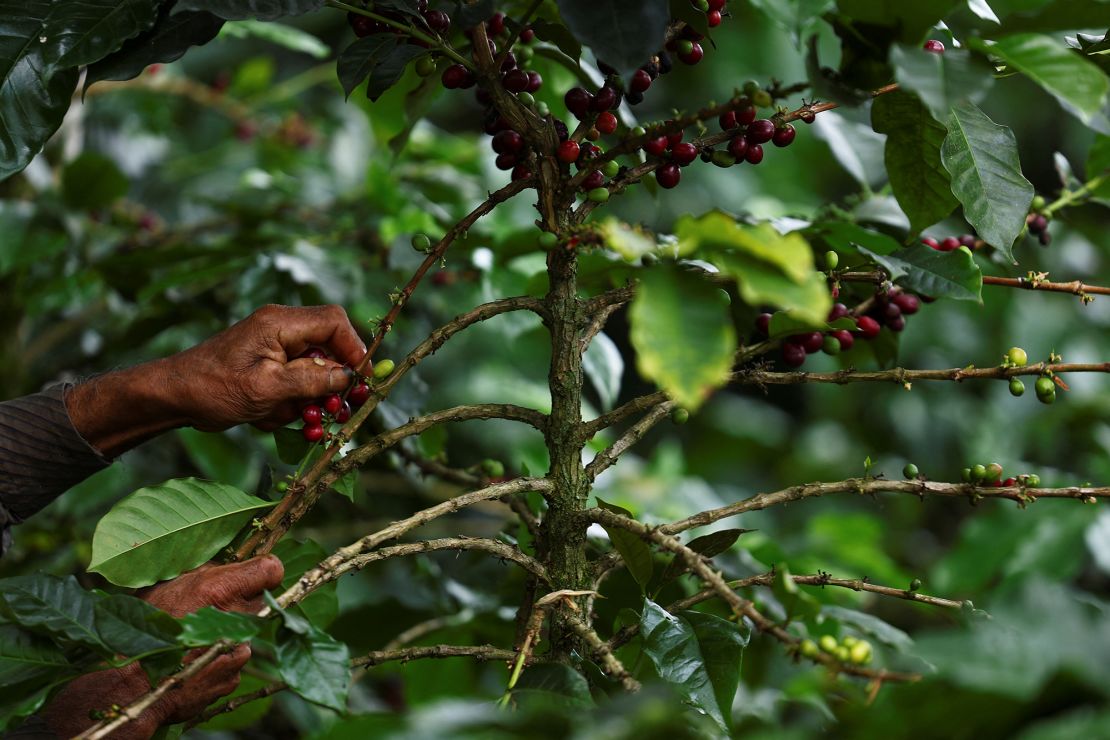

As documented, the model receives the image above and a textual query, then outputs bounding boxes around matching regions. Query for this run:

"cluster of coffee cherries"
[799,634,873,665]
[921,234,977,252]
[1026,195,1052,246]
[347,0,449,41]
[999,346,1058,404]
[299,351,395,442]
[960,462,1041,488]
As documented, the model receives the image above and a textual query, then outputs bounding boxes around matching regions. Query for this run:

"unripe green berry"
[1026,474,1041,487]
[411,233,432,252]
[1035,376,1056,403]
[415,56,437,77]
[517,46,534,65]
[822,335,841,355]
[1009,377,1025,397]
[825,250,839,270]
[850,640,872,665]
[742,80,761,97]
[1007,347,1028,367]
[481,458,505,477]
[971,464,987,482]
[536,102,550,117]
[275,481,289,493]
[587,187,610,203]
[836,645,852,662]
[373,359,395,379]
[800,639,820,659]
[961,468,972,483]
[752,89,773,108]
[841,635,858,648]
[909,578,922,591]
[711,150,737,167]
[517,91,535,106]
[602,160,620,177]
[671,407,690,425]
[903,463,919,479]
[677,40,694,56]
[1031,195,1046,211]
[631,125,646,137]
[818,635,838,653]
[693,0,710,10]
[985,462,1003,481]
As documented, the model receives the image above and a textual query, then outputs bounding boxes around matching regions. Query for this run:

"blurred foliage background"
[2,3,1109,738]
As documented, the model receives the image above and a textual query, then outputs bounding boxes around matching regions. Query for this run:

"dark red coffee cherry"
[671,142,699,166]
[335,401,352,424]
[772,124,796,148]
[708,0,726,9]
[755,312,772,336]
[441,64,470,89]
[719,111,738,130]
[557,140,580,163]
[520,27,535,43]
[495,152,517,170]
[502,68,529,93]
[800,331,824,354]
[303,423,325,442]
[348,382,371,407]
[892,293,920,315]
[554,120,570,140]
[656,163,681,189]
[827,303,849,321]
[746,119,775,144]
[500,52,517,72]
[625,90,645,105]
[511,163,532,181]
[492,130,524,154]
[745,144,764,164]
[348,12,376,37]
[644,136,669,157]
[923,39,945,54]
[707,10,722,26]
[665,126,683,148]
[782,341,806,368]
[631,69,652,93]
[959,234,976,248]
[882,302,902,322]
[526,71,543,93]
[565,87,593,119]
[887,315,906,332]
[596,111,618,135]
[1030,214,1048,233]
[581,170,605,190]
[727,135,748,159]
[424,9,451,33]
[939,237,960,252]
[302,405,323,425]
[593,86,619,111]
[800,111,816,124]
[488,12,506,35]
[921,236,940,250]
[737,105,757,125]
[856,315,881,339]
[323,393,343,415]
[831,329,855,352]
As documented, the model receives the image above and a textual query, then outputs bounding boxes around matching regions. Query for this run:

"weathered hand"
[166,304,367,432]
[67,304,367,457]
[41,556,284,739]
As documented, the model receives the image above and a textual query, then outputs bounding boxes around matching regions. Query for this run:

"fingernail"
[342,366,355,380]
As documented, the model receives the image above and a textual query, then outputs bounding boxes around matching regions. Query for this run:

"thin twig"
[730,362,1110,388]
[840,270,1110,298]
[585,401,675,479]
[564,612,640,692]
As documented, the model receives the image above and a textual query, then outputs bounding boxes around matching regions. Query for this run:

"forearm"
[65,359,189,459]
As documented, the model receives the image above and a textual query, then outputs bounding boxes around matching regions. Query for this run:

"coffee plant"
[3,0,1110,737]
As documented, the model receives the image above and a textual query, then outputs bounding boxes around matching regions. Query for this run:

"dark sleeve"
[0,384,111,555]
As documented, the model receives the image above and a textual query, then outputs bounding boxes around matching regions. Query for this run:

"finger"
[277,358,355,402]
[202,555,285,611]
[273,305,367,368]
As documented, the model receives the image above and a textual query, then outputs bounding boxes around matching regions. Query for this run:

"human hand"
[40,556,284,739]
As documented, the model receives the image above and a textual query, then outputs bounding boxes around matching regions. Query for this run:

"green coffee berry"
[631,125,646,137]
[836,645,852,662]
[602,160,620,178]
[1007,347,1028,367]
[275,481,289,493]
[903,463,919,479]
[909,578,922,591]
[800,639,820,659]
[822,335,841,355]
[671,407,690,425]
[971,464,987,483]
[536,102,550,117]
[752,89,773,108]
[373,359,395,379]
[961,468,972,483]
[480,459,505,477]
[742,80,761,97]
[849,640,872,665]
[587,187,610,203]
[411,233,432,252]
[985,462,1003,482]
[1026,474,1041,487]
[711,150,737,167]
[1009,377,1025,397]
[517,91,535,106]
[1031,195,1046,211]
[841,635,858,648]
[818,635,838,654]
[825,250,839,270]
[1035,376,1056,404]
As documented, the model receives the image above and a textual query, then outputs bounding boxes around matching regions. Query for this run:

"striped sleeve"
[0,384,111,555]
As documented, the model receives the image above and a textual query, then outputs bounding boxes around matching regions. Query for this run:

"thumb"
[279,358,353,401]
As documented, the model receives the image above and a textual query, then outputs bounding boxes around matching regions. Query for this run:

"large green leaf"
[941,102,1034,262]
[85,10,225,89]
[52,0,164,68]
[660,529,748,584]
[89,478,273,588]
[596,499,654,589]
[337,34,399,99]
[639,599,749,733]
[555,0,670,75]
[972,34,1110,124]
[715,253,832,326]
[837,0,961,43]
[871,90,959,233]
[0,624,72,687]
[179,607,263,646]
[93,594,183,657]
[276,624,350,712]
[176,0,324,21]
[859,244,983,301]
[808,221,903,257]
[747,0,833,43]
[367,44,425,102]
[219,19,329,58]
[272,539,339,628]
[0,53,77,182]
[628,267,736,410]
[677,214,815,283]
[890,45,995,122]
[512,663,594,711]
[0,575,104,651]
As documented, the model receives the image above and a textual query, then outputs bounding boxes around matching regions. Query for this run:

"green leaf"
[660,529,749,583]
[93,594,182,656]
[531,19,581,61]
[176,0,324,21]
[747,0,833,43]
[273,539,338,628]
[890,45,995,122]
[628,267,736,410]
[62,152,129,210]
[837,0,960,43]
[52,0,164,68]
[0,574,104,651]
[85,11,224,89]
[332,470,358,502]
[858,244,982,301]
[555,0,670,76]
[274,426,310,465]
[0,53,77,182]
[366,44,426,102]
[822,605,914,651]
[0,623,73,687]
[640,599,748,733]
[596,499,654,589]
[598,218,660,262]
[668,0,709,37]
[512,663,594,710]
[179,607,263,646]
[972,33,1110,124]
[219,20,329,58]
[276,624,350,712]
[941,102,1034,261]
[89,478,274,588]
[967,0,1000,22]
[178,428,254,491]
[583,332,623,412]
[716,253,832,326]
[808,221,903,257]
[871,90,959,233]
[677,214,815,283]
[337,35,398,99]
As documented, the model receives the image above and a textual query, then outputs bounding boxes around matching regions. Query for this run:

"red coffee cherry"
[423,9,451,33]
[939,237,960,252]
[492,130,524,154]
[348,382,371,407]
[719,111,738,130]
[323,394,343,415]
[656,163,681,189]
[772,124,796,148]
[644,136,669,157]
[631,69,652,93]
[495,152,517,170]
[303,423,325,442]
[565,87,593,119]
[557,140,581,163]
[707,10,721,26]
[511,163,533,181]
[800,331,824,354]
[335,401,352,424]
[526,71,543,93]
[923,39,945,54]
[520,27,534,43]
[827,303,849,321]
[302,405,323,425]
[441,64,470,89]
[755,312,772,336]
[832,329,855,352]
[593,86,619,111]
[347,13,376,37]
[737,105,757,125]
[856,315,881,339]
[502,68,529,93]
[596,111,618,135]
[671,142,699,166]
[679,41,704,65]
[892,293,920,315]
[581,170,605,190]
[727,135,748,159]
[887,316,906,332]
[708,0,726,9]
[782,341,806,368]
[746,119,775,144]
[488,12,505,35]
[921,236,940,250]
[800,111,816,124]
[745,144,764,164]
